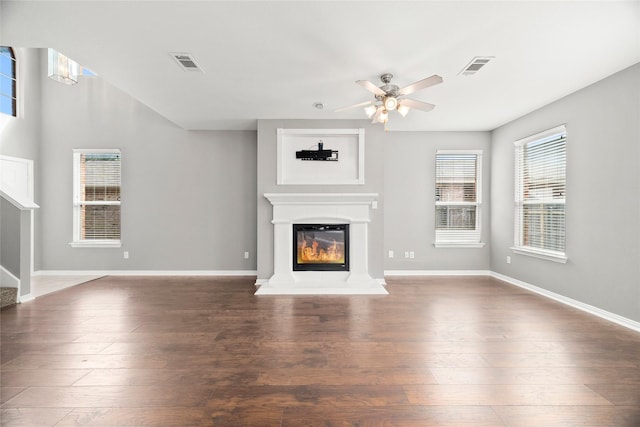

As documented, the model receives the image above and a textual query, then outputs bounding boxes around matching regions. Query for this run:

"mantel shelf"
[264,193,378,206]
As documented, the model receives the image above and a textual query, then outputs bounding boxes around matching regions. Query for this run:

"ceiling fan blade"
[371,107,382,123]
[399,98,436,112]
[356,80,386,96]
[334,100,372,112]
[398,75,443,96]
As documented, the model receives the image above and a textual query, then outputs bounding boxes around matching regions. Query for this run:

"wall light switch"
[405,251,410,258]
[244,251,250,259]
[409,251,415,259]
[371,201,378,209]
[388,250,394,258]
[506,256,511,264]
[123,251,129,259]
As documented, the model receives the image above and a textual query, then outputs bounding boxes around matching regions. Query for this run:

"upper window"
[513,125,567,262]
[434,150,483,247]
[0,47,17,117]
[71,149,122,248]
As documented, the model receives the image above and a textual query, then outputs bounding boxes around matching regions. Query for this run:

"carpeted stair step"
[0,287,18,309]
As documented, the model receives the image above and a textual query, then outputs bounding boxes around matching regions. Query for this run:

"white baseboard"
[34,270,258,277]
[490,271,640,334]
[28,269,640,334]
[1,265,20,287]
[18,293,33,303]
[384,269,639,333]
[385,270,491,276]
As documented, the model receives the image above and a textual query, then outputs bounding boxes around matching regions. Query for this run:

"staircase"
[0,287,18,309]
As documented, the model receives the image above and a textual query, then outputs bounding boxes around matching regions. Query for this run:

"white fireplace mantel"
[265,192,377,206]
[256,193,387,295]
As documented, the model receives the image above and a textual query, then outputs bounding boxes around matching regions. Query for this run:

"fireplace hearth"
[293,224,349,272]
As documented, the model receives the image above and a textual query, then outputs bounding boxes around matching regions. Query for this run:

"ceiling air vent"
[169,53,203,72]
[459,56,493,76]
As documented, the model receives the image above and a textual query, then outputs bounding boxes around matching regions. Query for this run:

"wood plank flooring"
[1,275,640,426]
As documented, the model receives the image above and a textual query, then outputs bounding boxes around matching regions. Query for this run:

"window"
[0,46,16,117]
[513,125,567,262]
[71,149,121,247]
[434,150,483,247]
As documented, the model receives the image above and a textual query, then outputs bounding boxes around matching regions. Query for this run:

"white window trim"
[434,149,483,248]
[434,242,486,249]
[70,241,122,249]
[70,148,122,248]
[513,125,567,262]
[0,46,18,120]
[511,246,568,263]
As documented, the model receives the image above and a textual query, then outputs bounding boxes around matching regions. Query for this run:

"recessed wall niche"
[276,128,365,185]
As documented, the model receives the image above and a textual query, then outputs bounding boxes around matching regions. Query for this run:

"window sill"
[70,241,122,249]
[511,246,567,263]
[434,242,486,249]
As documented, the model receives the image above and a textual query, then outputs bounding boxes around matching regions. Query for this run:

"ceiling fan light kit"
[364,104,377,118]
[378,109,389,123]
[383,96,398,111]
[337,73,443,130]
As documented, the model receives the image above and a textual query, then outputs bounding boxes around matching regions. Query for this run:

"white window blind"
[72,149,121,246]
[514,125,566,259]
[435,150,482,245]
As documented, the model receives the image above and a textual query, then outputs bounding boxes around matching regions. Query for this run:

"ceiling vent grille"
[170,53,203,72]
[459,56,493,76]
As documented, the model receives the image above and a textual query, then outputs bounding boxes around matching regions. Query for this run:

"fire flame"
[299,238,343,263]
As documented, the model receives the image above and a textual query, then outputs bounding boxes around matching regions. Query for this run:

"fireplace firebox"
[293,224,349,271]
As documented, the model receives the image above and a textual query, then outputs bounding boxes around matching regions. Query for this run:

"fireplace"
[293,224,349,272]
[256,193,387,295]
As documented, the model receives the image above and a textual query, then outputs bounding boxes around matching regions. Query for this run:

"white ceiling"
[2,1,639,131]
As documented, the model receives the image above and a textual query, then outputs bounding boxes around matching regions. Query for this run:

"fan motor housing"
[378,74,399,98]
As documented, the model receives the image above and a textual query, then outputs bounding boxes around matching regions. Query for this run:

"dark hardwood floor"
[1,275,639,426]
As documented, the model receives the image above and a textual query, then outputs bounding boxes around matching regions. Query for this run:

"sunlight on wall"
[0,113,12,135]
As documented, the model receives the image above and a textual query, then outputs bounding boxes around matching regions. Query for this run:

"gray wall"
[384,131,491,271]
[256,119,387,281]
[491,63,640,322]
[3,46,638,325]
[37,51,257,271]
[0,48,41,162]
[0,198,21,278]
[0,48,42,272]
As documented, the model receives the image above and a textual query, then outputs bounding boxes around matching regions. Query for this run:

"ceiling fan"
[336,73,443,129]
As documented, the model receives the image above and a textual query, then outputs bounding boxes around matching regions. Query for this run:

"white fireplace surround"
[255,193,388,295]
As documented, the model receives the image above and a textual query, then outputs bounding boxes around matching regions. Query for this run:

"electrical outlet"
[409,251,415,259]
[244,251,250,259]
[371,201,378,209]
[388,250,394,258]
[405,251,410,258]
[123,251,129,259]
[506,256,511,264]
